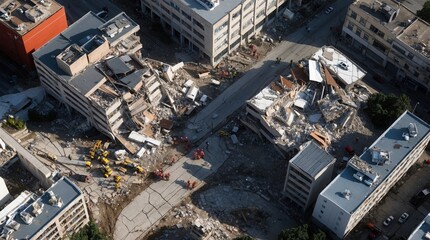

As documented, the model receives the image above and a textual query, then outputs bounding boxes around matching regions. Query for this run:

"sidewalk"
[113,136,228,240]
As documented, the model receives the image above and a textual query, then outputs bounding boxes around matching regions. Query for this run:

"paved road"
[184,0,354,143]
[114,136,228,240]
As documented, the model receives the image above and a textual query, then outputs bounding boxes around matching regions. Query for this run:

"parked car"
[325,7,334,14]
[383,216,394,226]
[373,74,385,84]
[410,188,430,206]
[398,212,409,223]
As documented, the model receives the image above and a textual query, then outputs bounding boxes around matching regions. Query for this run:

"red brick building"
[0,0,68,69]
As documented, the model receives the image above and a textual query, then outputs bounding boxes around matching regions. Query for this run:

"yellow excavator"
[102,166,113,178]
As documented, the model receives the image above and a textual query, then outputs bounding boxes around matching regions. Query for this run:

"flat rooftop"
[408,213,430,240]
[311,46,366,86]
[320,111,430,214]
[4,177,82,239]
[291,141,335,178]
[0,0,63,36]
[180,0,242,25]
[397,19,430,60]
[352,0,416,36]
[33,11,139,94]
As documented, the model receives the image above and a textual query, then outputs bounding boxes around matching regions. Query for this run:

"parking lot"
[348,149,430,239]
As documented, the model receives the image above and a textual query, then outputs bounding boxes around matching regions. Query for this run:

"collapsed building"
[242,46,367,157]
[32,12,164,153]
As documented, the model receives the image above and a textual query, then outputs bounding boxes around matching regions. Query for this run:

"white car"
[383,216,394,226]
[399,213,409,223]
[325,7,334,14]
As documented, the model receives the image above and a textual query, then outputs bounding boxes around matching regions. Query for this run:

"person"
[278,36,282,43]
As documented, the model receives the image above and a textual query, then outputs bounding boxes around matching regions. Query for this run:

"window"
[363,33,369,41]
[350,11,357,19]
[170,2,180,12]
[172,13,180,22]
[215,21,228,33]
[359,17,366,26]
[244,1,253,11]
[193,29,204,40]
[347,22,354,31]
[370,25,378,33]
[355,28,362,37]
[182,11,191,20]
[232,11,240,19]
[193,19,204,30]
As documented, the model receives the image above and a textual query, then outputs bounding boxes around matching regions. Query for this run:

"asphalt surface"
[183,0,354,143]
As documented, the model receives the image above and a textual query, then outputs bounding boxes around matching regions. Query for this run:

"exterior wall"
[0,7,67,69]
[34,59,116,139]
[283,158,335,211]
[342,5,393,66]
[0,177,11,207]
[388,38,430,91]
[313,132,430,239]
[32,195,90,240]
[141,0,287,65]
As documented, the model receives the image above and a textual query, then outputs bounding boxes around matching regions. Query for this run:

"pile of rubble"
[242,60,372,157]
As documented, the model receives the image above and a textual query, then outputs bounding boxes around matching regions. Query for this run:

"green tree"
[366,93,411,128]
[70,221,108,240]
[278,224,326,240]
[417,1,430,23]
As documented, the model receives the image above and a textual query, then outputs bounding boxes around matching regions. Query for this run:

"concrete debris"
[243,60,368,157]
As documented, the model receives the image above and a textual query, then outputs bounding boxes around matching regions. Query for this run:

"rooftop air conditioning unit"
[20,212,34,225]
[343,189,351,200]
[353,172,364,181]
[409,123,418,137]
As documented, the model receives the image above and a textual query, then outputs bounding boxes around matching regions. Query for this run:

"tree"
[70,221,108,240]
[417,1,430,23]
[366,93,411,128]
[278,224,326,240]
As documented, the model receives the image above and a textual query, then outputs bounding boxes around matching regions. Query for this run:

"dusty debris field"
[143,109,378,240]
[144,127,293,240]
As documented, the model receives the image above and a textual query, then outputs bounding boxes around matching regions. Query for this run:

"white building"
[282,140,335,212]
[0,177,90,240]
[0,177,11,207]
[140,0,289,65]
[312,111,430,239]
[408,213,430,240]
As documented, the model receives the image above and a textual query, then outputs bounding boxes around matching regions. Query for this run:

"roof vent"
[353,172,364,181]
[195,0,219,10]
[20,211,33,224]
[371,147,391,165]
[343,189,351,200]
[48,191,63,208]
[32,202,44,216]
[425,232,430,239]
[409,123,418,137]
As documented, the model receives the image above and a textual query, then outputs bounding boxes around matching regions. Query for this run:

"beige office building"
[312,111,430,239]
[33,12,163,151]
[0,177,89,240]
[342,0,430,93]
[282,140,335,212]
[140,0,289,65]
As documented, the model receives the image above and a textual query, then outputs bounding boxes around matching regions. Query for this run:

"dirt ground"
[143,122,296,240]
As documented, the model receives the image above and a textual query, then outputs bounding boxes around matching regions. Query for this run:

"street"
[183,0,354,143]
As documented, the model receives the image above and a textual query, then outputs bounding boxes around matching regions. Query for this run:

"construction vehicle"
[102,150,109,158]
[218,130,230,138]
[118,167,127,174]
[85,161,92,168]
[100,157,109,165]
[135,165,144,174]
[102,166,113,178]
[122,158,134,167]
[113,175,121,183]
[115,182,121,190]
